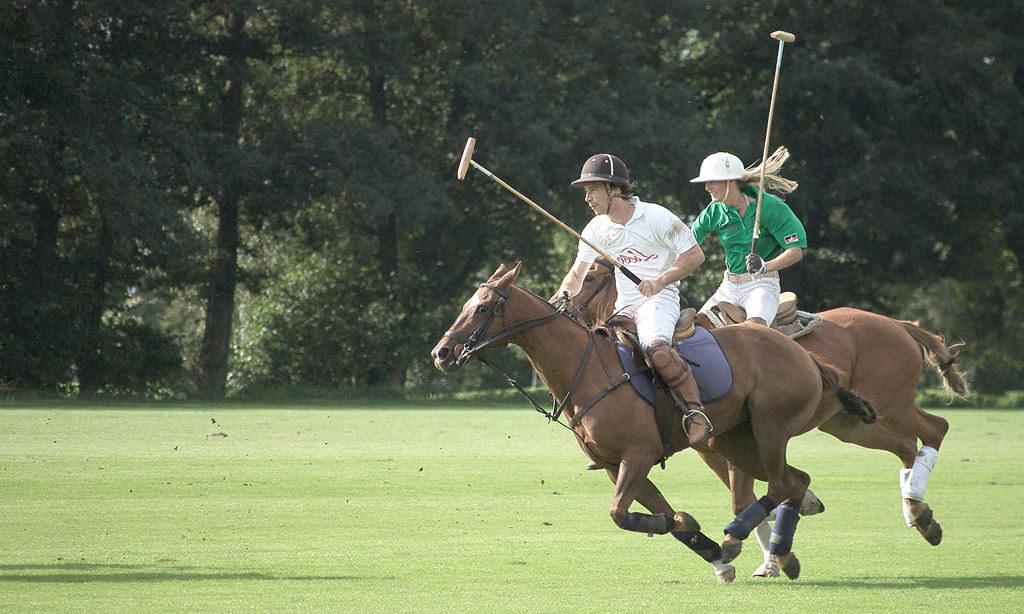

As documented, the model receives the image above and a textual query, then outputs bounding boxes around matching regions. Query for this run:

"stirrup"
[684,408,713,446]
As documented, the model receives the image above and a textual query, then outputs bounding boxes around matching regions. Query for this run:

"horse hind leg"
[819,413,941,544]
[900,445,943,545]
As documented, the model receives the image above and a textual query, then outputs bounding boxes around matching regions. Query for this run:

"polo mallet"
[458,137,643,285]
[751,30,796,257]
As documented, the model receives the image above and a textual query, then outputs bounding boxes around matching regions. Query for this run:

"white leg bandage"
[900,446,939,525]
[753,520,773,560]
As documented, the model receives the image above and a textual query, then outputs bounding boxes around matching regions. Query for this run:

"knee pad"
[646,341,689,387]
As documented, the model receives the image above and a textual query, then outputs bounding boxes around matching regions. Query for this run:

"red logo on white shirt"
[618,248,658,265]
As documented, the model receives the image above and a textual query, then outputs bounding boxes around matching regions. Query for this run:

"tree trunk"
[196,11,245,399]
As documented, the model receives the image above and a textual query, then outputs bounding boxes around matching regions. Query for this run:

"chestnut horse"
[573,259,967,575]
[432,264,876,581]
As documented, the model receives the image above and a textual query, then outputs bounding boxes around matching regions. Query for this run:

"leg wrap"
[768,499,801,556]
[753,520,773,560]
[900,445,938,501]
[724,495,775,540]
[672,531,723,563]
[619,512,674,535]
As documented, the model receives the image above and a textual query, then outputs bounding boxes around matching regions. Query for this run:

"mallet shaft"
[467,158,643,285]
[752,32,795,253]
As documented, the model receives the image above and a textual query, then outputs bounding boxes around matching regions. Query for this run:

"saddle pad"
[615,326,733,406]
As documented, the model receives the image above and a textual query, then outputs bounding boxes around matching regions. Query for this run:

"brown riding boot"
[646,340,713,446]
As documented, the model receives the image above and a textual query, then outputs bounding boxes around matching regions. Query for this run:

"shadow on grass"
[0,562,373,584]
[792,576,1024,590]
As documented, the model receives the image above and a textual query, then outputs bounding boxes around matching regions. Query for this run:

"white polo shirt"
[574,197,698,309]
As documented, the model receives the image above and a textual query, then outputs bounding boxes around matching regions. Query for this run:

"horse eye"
[476,305,489,314]
[584,275,593,282]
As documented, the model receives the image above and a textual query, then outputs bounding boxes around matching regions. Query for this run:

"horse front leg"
[605,467,736,583]
[608,457,699,535]
[705,426,809,579]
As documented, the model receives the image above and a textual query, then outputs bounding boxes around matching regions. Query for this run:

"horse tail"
[813,357,877,424]
[896,320,969,400]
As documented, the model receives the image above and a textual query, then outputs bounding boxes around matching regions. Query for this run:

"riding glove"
[745,254,769,275]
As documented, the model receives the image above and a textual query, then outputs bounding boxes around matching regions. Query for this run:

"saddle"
[596,311,734,467]
[705,291,823,339]
[604,307,698,346]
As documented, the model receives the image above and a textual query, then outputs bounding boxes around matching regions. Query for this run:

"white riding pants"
[700,274,782,324]
[616,286,681,351]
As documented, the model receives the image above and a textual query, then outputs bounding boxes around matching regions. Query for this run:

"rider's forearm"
[653,246,705,289]
[767,247,803,273]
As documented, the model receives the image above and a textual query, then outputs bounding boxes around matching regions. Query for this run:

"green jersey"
[691,185,807,274]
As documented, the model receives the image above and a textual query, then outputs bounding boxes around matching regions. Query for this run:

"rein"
[444,281,634,432]
[445,282,565,367]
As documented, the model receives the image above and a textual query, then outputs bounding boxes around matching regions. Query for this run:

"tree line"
[2,0,1021,398]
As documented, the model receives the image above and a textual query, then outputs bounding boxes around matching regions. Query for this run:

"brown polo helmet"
[570,154,631,188]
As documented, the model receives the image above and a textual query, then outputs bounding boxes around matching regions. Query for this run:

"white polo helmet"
[690,152,744,183]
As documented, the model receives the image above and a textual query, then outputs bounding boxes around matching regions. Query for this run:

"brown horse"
[432,263,876,581]
[573,259,967,575]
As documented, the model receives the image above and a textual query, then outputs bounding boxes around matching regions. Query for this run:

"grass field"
[1,404,1022,613]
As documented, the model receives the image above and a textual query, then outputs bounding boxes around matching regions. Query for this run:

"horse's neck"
[509,286,603,399]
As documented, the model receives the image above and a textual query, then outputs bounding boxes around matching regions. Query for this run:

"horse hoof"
[720,540,742,564]
[917,520,943,546]
[716,565,736,583]
[910,505,942,546]
[752,559,780,578]
[800,491,825,516]
[781,554,801,580]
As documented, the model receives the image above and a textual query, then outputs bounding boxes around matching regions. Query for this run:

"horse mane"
[584,258,618,327]
[813,357,877,424]
[512,284,590,331]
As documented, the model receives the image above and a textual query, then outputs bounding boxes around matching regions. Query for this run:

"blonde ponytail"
[740,146,798,194]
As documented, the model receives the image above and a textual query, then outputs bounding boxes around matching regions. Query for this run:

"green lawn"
[1,405,1021,613]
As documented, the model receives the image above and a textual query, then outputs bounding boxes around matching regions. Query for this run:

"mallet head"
[458,137,476,180]
[771,30,796,43]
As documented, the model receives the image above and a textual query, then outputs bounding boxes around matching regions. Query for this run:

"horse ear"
[488,264,507,281]
[497,262,522,288]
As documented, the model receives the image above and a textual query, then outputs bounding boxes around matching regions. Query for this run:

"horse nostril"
[436,347,449,360]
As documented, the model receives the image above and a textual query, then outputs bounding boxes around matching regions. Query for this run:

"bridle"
[443,282,566,368]
[441,280,642,441]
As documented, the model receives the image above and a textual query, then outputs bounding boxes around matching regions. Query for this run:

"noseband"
[442,280,636,433]
[443,282,510,366]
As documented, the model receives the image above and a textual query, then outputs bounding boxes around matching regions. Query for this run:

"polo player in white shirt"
[555,153,711,445]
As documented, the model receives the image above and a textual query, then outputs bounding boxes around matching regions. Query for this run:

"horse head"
[573,259,617,326]
[432,263,522,373]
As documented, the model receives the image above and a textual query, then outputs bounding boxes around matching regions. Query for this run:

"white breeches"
[700,275,782,324]
[616,287,681,351]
